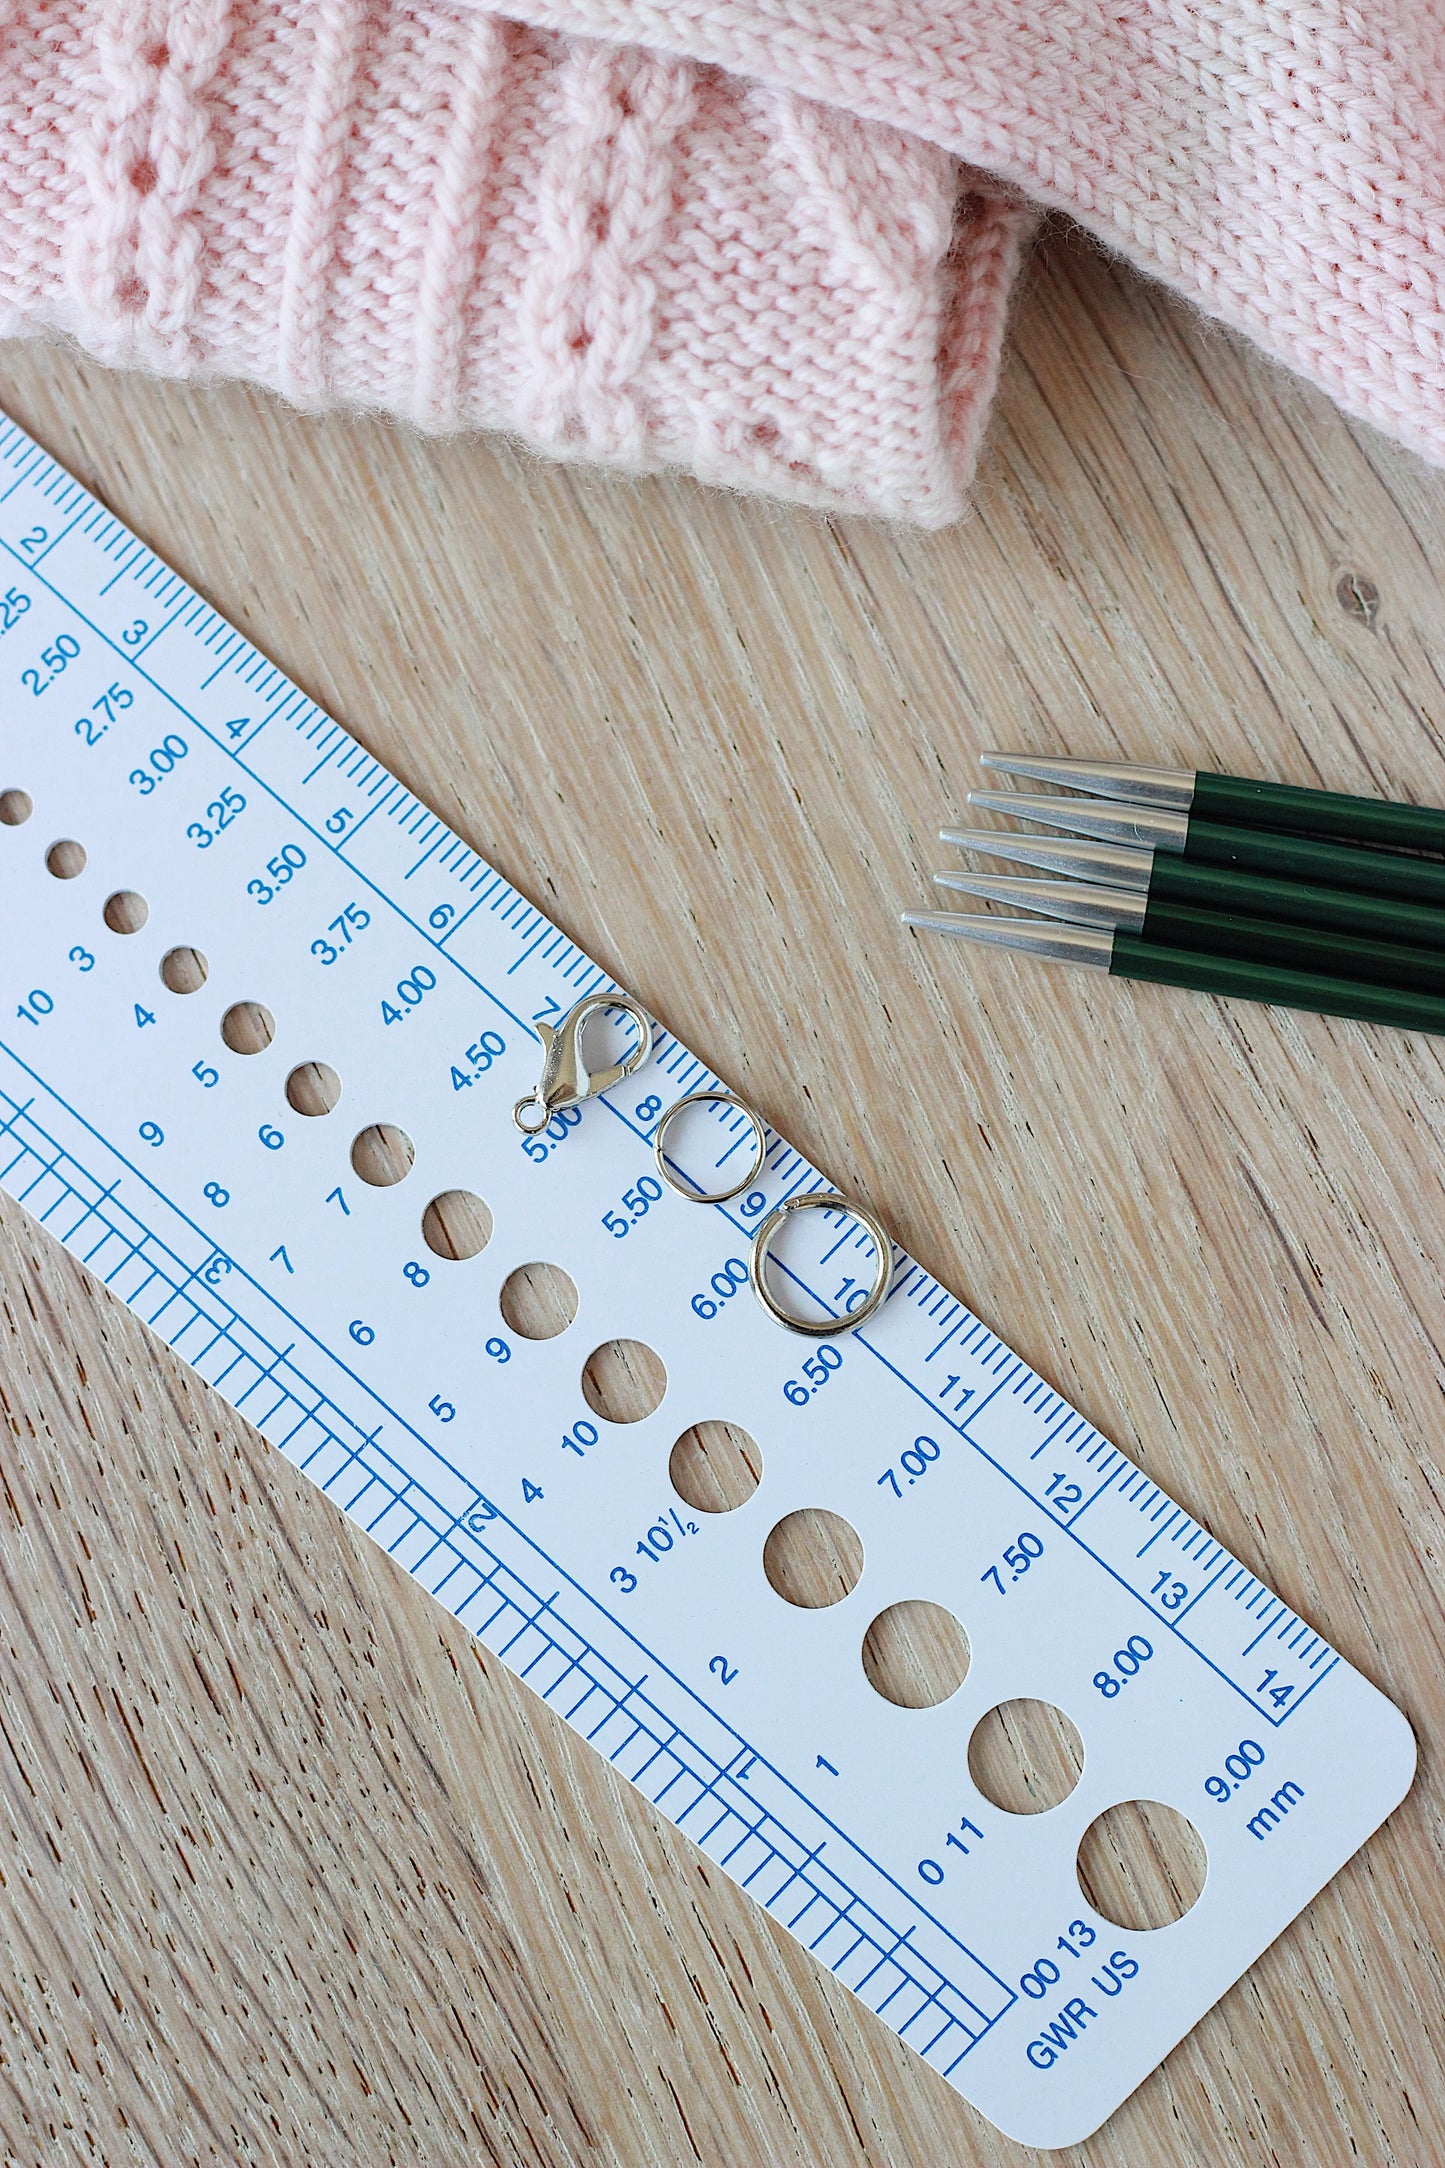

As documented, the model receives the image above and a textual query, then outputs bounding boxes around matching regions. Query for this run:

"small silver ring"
[654,1090,769,1203]
[748,1190,893,1337]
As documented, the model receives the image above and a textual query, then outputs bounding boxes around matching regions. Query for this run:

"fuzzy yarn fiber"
[2,0,1441,523]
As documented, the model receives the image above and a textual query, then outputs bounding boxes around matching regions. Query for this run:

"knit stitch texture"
[474,0,1445,472]
[2,0,1442,520]
[0,0,1026,523]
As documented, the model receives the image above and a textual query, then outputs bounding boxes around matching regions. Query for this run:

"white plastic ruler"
[0,413,1414,2148]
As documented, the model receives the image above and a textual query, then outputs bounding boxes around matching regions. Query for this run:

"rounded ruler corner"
[0,414,1416,2150]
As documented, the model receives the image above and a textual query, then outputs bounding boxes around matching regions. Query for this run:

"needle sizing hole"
[285,1061,341,1116]
[669,1421,761,1513]
[0,788,32,825]
[1076,1800,1206,1929]
[968,1699,1084,1814]
[422,1190,493,1261]
[160,946,208,994]
[102,889,148,935]
[351,1123,415,1186]
[763,1509,863,1608]
[499,1263,578,1340]
[581,1339,667,1424]
[46,838,86,879]
[861,1601,970,1709]
[220,1001,275,1055]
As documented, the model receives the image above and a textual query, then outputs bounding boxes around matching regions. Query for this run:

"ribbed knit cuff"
[0,0,1029,524]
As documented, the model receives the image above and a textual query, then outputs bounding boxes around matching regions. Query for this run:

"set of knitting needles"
[905,751,1445,1033]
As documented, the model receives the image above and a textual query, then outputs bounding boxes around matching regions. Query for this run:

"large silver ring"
[654,1090,769,1203]
[748,1190,893,1337]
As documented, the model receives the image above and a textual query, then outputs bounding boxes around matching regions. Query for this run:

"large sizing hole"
[285,1061,341,1116]
[0,788,32,825]
[968,1699,1084,1814]
[221,1000,275,1054]
[422,1189,493,1261]
[351,1122,415,1186]
[102,889,148,935]
[670,1421,761,1514]
[46,838,86,879]
[499,1263,577,1340]
[1076,1800,1206,1930]
[160,946,208,994]
[862,1600,969,1709]
[763,1509,863,1609]
[581,1338,667,1424]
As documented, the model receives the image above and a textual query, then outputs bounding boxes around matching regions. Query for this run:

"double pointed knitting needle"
[980,751,1445,855]
[902,911,1445,1036]
[939,825,1445,951]
[932,870,1445,994]
[967,789,1445,911]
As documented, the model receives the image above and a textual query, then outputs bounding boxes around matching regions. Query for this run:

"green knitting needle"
[967,789,1445,910]
[981,751,1445,853]
[903,911,1445,1036]
[938,826,1445,951]
[932,869,1445,993]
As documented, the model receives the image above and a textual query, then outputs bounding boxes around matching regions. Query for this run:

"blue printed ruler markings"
[0,413,1410,2148]
[0,1058,1012,2071]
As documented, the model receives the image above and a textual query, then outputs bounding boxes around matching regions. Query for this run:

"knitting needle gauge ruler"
[0,415,1413,2150]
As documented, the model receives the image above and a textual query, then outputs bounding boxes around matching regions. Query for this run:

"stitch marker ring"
[654,1090,769,1203]
[748,1190,893,1337]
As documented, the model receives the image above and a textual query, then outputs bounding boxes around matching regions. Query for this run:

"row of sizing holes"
[10,823,694,1528]
[7,840,626,1368]
[11,786,1202,1929]
[30,822,1192,1931]
[759,1506,1205,1931]
[11,805,212,995]
[217,1007,599,1342]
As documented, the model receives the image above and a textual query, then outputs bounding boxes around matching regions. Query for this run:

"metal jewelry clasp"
[512,991,654,1134]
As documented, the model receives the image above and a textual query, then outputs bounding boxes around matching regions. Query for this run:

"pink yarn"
[1,0,1441,522]
[490,0,1445,471]
[0,0,1025,524]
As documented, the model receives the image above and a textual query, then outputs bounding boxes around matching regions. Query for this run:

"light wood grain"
[1,224,1443,2166]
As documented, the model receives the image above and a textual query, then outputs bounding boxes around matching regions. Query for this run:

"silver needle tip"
[937,826,1154,889]
[902,911,1114,969]
[932,871,1145,932]
[980,752,1195,811]
[965,790,1190,854]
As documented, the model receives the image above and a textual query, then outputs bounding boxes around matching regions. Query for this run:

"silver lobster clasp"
[512,991,654,1134]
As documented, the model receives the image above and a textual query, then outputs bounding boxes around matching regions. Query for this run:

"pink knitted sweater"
[3,1,1441,523]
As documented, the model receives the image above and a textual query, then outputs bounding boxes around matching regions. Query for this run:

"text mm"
[1248,1781,1305,1841]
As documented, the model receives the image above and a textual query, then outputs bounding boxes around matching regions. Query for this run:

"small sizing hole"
[221,1000,275,1055]
[670,1421,761,1514]
[160,946,208,994]
[581,1339,667,1424]
[763,1508,863,1609]
[285,1061,341,1116]
[968,1699,1084,1814]
[46,839,87,879]
[422,1189,493,1261]
[1076,1800,1206,1930]
[861,1600,970,1709]
[499,1263,578,1340]
[102,889,149,935]
[351,1123,415,1187]
[0,789,32,826]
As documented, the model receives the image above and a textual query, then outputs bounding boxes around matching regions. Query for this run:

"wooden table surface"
[1,227,1443,2168]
